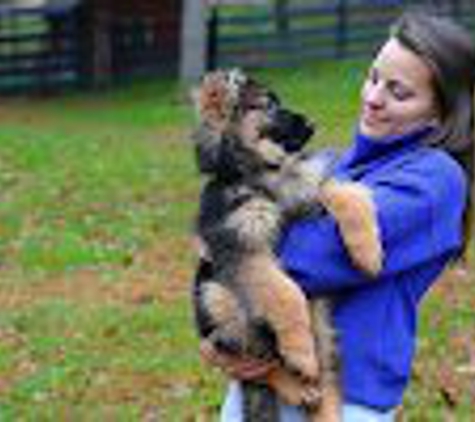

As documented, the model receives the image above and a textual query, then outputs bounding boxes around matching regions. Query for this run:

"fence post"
[180,0,208,85]
[335,0,348,59]
[275,0,290,37]
[206,4,219,71]
[451,0,461,18]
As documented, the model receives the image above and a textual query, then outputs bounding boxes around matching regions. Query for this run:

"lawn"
[0,61,473,420]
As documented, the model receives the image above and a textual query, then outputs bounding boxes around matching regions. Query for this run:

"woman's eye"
[388,81,413,101]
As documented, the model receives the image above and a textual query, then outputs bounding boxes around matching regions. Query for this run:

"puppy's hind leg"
[200,282,248,354]
[239,254,320,382]
[309,383,341,422]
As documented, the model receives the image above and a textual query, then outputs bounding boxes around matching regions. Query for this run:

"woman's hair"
[391,10,475,258]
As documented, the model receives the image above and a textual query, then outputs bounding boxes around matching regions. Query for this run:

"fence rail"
[208,0,475,70]
[0,4,81,93]
[0,1,474,93]
[0,3,180,94]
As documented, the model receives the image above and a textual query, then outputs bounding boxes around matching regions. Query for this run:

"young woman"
[201,11,475,421]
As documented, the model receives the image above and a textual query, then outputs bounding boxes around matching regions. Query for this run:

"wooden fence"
[0,1,181,94]
[0,1,473,94]
[79,0,182,86]
[207,0,475,69]
[0,4,81,93]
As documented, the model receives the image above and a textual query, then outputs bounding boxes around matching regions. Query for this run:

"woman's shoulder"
[370,145,465,182]
[413,147,467,187]
[378,146,468,206]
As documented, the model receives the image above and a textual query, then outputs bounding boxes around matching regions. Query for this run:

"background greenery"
[0,61,473,420]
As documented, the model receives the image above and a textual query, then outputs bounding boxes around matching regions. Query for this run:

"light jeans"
[220,381,396,422]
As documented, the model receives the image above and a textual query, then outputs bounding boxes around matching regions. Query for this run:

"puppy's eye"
[247,103,262,111]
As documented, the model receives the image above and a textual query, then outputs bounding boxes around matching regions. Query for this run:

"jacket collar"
[337,125,436,171]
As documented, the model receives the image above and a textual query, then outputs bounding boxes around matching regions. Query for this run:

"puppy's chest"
[198,180,265,229]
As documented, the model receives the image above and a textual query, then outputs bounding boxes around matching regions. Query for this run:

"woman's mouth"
[361,110,388,127]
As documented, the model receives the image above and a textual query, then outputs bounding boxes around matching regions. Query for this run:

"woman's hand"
[200,340,277,381]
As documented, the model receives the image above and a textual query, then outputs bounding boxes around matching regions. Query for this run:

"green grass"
[0,61,473,420]
[0,80,195,276]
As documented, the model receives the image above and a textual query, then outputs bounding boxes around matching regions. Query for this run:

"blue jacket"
[278,126,467,410]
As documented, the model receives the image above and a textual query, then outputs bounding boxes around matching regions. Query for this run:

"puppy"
[191,69,382,421]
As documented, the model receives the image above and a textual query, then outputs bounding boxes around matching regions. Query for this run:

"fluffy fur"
[190,69,382,421]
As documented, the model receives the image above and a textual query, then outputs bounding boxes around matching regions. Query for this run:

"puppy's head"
[192,69,315,177]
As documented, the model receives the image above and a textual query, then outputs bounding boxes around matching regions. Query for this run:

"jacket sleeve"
[278,150,467,296]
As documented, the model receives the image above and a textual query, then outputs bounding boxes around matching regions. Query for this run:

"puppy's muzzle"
[262,108,315,153]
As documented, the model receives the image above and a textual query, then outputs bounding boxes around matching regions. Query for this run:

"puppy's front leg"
[320,180,383,277]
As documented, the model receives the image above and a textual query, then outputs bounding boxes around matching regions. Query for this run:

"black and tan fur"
[190,69,382,421]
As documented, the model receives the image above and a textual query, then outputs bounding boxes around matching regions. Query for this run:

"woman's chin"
[359,122,389,139]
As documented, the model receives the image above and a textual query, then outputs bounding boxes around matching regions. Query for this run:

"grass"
[0,61,473,420]
[0,81,193,276]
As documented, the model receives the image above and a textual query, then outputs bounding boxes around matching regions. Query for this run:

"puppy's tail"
[242,381,279,422]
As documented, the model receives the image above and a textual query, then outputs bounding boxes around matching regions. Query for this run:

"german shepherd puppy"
[191,69,382,421]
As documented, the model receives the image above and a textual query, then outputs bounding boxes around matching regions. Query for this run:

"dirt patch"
[0,236,196,310]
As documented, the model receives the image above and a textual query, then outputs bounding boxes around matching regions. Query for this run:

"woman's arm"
[279,150,467,295]
[200,339,278,380]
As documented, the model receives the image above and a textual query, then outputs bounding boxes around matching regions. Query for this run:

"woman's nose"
[364,82,385,109]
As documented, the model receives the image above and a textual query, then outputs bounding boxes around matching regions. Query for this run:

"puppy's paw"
[281,350,320,384]
[267,367,322,409]
[320,180,383,277]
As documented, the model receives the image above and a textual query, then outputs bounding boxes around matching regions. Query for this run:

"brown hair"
[391,10,475,258]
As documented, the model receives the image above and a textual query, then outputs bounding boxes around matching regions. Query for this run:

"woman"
[202,10,475,421]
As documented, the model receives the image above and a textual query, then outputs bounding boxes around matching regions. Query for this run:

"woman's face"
[359,38,439,139]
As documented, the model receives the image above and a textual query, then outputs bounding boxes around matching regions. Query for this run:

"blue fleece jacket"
[278,126,467,410]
